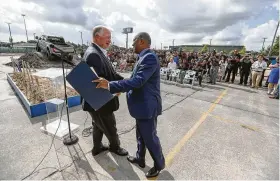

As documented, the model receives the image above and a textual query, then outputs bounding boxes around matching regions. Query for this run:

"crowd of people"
[107,48,279,99]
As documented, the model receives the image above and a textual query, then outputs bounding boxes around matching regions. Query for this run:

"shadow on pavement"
[94,153,140,180]
[56,143,100,180]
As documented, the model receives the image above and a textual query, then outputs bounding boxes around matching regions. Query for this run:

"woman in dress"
[267,57,279,95]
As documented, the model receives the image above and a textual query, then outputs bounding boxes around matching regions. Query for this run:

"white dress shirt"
[93,43,108,58]
[252,60,267,72]
[168,62,177,69]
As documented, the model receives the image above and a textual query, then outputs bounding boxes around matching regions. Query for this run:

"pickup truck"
[35,35,75,61]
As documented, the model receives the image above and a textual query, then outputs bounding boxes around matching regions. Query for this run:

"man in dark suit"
[82,25,128,156]
[94,32,165,178]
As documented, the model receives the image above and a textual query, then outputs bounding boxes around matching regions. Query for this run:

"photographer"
[207,56,219,84]
[194,59,207,86]
[239,55,253,86]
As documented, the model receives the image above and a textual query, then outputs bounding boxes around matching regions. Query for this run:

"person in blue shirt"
[173,52,179,66]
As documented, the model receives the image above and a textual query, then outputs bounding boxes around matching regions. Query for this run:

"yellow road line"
[165,89,227,167]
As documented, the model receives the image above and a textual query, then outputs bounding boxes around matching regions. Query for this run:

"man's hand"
[92,78,109,89]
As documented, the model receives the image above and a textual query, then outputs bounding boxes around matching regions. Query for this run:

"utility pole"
[209,39,212,52]
[261,37,267,52]
[161,43,162,50]
[5,22,13,47]
[21,14,29,42]
[268,21,279,56]
[79,31,83,50]
[126,33,128,49]
[33,33,36,40]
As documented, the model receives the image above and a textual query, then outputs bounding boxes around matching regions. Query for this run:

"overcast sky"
[0,0,279,51]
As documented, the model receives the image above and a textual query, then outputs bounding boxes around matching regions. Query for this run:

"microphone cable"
[21,100,65,180]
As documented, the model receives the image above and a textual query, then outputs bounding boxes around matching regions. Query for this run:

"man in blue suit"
[94,32,165,178]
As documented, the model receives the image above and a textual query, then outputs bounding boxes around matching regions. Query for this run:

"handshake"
[92,78,121,96]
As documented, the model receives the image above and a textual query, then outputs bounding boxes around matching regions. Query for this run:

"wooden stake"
[11,57,16,72]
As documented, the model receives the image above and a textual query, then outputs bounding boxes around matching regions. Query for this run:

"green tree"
[239,46,246,55]
[223,50,228,54]
[229,50,235,55]
[264,45,271,55]
[200,44,208,53]
[270,36,279,56]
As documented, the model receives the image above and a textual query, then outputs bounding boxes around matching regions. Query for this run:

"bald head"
[134,32,151,45]
[132,32,152,54]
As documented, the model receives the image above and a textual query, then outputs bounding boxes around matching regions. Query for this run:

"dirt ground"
[11,72,78,104]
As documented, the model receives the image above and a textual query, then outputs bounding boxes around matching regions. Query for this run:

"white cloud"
[0,0,278,51]
[243,20,279,51]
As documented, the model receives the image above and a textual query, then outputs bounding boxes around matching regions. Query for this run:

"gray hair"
[134,32,151,45]
[92,25,112,38]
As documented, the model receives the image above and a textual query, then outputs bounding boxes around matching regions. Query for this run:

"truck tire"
[47,49,54,61]
[36,44,41,52]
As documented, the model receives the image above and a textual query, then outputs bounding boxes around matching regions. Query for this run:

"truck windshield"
[47,37,65,44]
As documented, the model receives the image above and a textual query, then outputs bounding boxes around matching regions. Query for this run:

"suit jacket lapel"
[131,56,140,78]
[130,50,151,78]
[92,44,116,74]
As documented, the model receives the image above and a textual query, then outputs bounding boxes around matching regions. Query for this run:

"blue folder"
[66,61,113,110]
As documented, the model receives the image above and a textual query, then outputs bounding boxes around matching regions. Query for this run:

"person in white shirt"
[167,57,177,69]
[251,54,267,88]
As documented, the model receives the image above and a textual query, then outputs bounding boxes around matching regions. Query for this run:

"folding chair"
[172,69,181,82]
[183,70,196,88]
[160,68,168,80]
[177,70,186,84]
[112,62,118,70]
[169,69,179,82]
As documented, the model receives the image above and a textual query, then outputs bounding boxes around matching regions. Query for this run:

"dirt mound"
[4,52,79,69]
[5,52,48,69]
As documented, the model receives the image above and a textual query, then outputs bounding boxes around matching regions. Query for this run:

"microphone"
[49,44,79,145]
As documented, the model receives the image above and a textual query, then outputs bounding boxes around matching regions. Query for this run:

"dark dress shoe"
[145,167,161,178]
[92,145,109,156]
[127,156,145,168]
[109,147,128,156]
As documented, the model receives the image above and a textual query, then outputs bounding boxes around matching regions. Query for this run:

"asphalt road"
[0,55,279,180]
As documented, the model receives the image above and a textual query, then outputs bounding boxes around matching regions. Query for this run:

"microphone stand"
[50,44,79,145]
